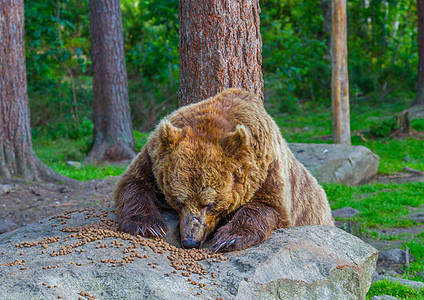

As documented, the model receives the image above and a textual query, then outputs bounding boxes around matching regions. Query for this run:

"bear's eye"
[204,204,215,212]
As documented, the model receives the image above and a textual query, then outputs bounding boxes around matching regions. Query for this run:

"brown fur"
[114,89,334,252]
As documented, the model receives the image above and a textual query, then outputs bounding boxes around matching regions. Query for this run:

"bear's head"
[156,120,252,249]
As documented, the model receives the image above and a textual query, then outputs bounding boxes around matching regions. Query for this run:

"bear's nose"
[182,239,200,249]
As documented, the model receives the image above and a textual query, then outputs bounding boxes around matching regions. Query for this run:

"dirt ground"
[0,177,118,230]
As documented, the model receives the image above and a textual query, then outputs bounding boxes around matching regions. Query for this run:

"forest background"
[27,0,417,137]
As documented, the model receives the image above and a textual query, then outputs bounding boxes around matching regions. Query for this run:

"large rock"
[408,104,424,120]
[0,219,18,234]
[290,143,379,185]
[0,210,377,300]
[378,249,409,265]
[0,183,13,195]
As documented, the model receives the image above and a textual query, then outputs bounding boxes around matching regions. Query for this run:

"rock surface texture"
[289,143,379,185]
[0,210,377,300]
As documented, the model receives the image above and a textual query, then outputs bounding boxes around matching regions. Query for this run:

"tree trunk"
[87,0,136,163]
[179,0,264,106]
[0,0,74,183]
[331,0,351,145]
[414,0,424,106]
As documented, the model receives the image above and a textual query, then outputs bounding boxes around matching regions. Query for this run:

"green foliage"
[261,0,329,112]
[25,0,420,131]
[369,117,397,138]
[412,119,424,131]
[366,280,424,300]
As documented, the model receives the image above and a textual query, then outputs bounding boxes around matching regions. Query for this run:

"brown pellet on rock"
[47,285,51,288]
[1,252,5,255]
[42,283,47,286]
[58,296,63,299]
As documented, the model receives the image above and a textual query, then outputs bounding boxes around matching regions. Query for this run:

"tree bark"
[414,0,424,106]
[331,0,351,145]
[179,0,264,106]
[0,0,74,183]
[87,0,136,163]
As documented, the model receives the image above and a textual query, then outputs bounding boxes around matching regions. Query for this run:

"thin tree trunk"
[414,0,424,106]
[87,0,136,163]
[179,0,264,106]
[0,0,74,183]
[331,0,351,145]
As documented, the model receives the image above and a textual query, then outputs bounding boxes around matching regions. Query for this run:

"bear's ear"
[223,125,250,155]
[158,120,183,149]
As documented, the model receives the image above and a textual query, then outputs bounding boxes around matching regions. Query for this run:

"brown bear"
[114,88,334,252]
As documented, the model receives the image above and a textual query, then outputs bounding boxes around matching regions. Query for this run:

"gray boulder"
[407,212,424,223]
[371,296,399,300]
[332,207,361,219]
[289,143,379,185]
[409,104,424,120]
[378,249,409,265]
[0,219,18,233]
[0,210,377,300]
[0,183,13,195]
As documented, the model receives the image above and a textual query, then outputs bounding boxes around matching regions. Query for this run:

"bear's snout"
[180,212,210,249]
[181,238,201,249]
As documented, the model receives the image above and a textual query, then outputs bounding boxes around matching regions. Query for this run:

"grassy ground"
[33,100,424,298]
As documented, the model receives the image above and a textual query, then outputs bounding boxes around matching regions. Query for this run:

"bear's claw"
[212,237,237,252]
[139,224,166,238]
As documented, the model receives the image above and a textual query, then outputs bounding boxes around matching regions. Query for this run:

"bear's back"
[167,89,283,152]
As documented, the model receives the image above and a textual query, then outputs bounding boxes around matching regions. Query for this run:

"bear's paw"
[120,214,167,238]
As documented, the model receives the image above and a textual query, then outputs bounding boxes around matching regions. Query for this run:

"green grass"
[324,182,424,229]
[33,131,150,181]
[366,279,424,300]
